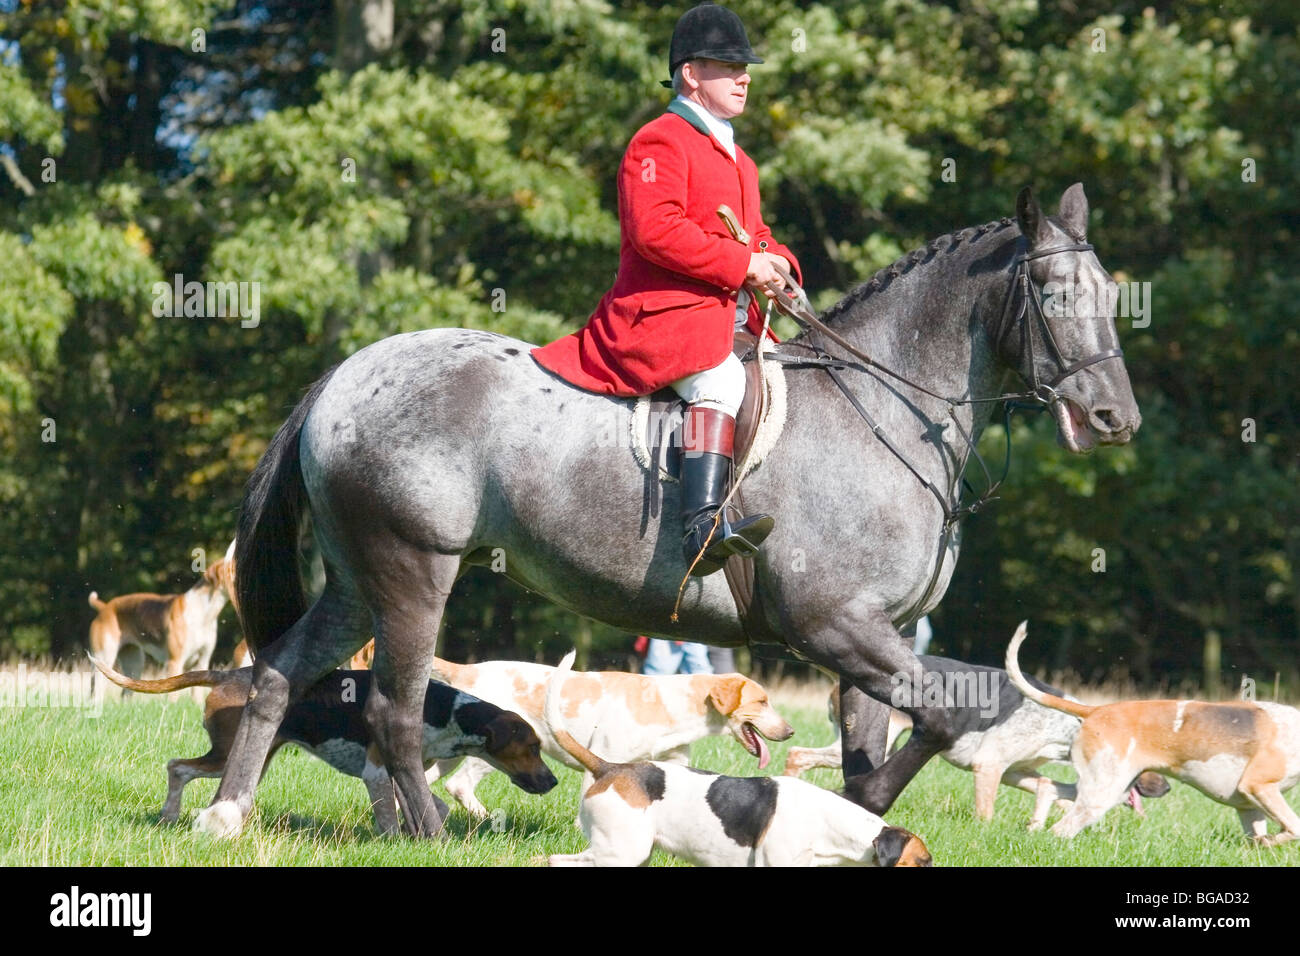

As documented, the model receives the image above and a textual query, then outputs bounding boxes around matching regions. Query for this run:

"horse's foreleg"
[838,681,946,815]
[364,552,460,839]
[789,609,951,816]
[195,586,371,837]
[838,680,891,772]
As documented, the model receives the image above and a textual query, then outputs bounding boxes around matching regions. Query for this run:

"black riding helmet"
[661,3,763,88]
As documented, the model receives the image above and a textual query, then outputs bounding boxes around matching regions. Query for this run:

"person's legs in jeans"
[642,638,685,675]
[679,641,714,674]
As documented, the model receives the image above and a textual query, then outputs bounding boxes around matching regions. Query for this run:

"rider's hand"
[746,252,788,298]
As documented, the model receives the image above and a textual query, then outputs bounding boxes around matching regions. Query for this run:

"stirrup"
[683,509,774,575]
[715,511,773,558]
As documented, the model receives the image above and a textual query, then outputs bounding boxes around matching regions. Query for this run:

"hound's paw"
[194,800,245,838]
[1254,833,1293,848]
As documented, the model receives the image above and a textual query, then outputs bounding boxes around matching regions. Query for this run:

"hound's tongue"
[745,724,771,769]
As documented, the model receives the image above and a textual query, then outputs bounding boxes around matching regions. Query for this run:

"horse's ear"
[1015,187,1051,247]
[1058,183,1089,240]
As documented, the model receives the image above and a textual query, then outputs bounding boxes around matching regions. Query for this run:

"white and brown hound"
[427,653,793,820]
[88,542,236,701]
[784,659,1168,829]
[1007,621,1300,843]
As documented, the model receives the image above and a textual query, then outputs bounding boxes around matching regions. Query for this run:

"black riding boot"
[680,406,774,577]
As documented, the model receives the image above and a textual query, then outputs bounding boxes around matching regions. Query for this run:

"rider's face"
[683,59,751,120]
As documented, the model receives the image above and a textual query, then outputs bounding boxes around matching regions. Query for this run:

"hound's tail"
[88,592,107,612]
[88,654,230,695]
[542,649,613,778]
[1005,621,1096,719]
[235,367,337,653]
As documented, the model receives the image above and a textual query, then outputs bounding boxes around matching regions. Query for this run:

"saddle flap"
[632,331,784,484]
[732,330,763,465]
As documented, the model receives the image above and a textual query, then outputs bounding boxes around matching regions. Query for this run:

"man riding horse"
[203,1,1140,841]
[532,2,801,577]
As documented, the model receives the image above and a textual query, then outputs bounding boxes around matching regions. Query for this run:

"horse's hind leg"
[194,584,370,837]
[363,551,460,839]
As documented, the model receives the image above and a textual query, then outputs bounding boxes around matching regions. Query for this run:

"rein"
[752,239,1122,628]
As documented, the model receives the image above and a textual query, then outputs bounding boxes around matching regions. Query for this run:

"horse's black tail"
[235,367,338,653]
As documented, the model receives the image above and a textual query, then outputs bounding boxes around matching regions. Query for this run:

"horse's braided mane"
[819,217,1017,325]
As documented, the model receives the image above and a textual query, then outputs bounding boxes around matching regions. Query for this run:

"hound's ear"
[1134,771,1171,799]
[481,715,506,753]
[1057,183,1089,240]
[872,826,933,867]
[1016,186,1052,247]
[872,826,910,867]
[708,676,745,716]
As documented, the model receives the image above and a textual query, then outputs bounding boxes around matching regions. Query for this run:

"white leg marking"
[193,800,245,838]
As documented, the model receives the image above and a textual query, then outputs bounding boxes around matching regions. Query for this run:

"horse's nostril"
[1094,408,1121,431]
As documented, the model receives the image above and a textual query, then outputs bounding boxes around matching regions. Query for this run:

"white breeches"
[670,352,745,418]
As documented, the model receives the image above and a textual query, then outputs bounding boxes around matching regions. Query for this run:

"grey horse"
[197,183,1139,838]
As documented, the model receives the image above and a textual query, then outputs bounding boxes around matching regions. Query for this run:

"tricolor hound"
[91,658,556,834]
[544,652,932,867]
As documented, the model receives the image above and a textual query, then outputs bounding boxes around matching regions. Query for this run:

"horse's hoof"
[194,800,245,838]
[418,823,449,842]
[407,813,448,841]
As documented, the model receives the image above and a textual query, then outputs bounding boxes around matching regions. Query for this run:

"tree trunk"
[335,0,394,74]
[43,305,101,660]
[573,618,592,671]
[1203,628,1222,700]
[326,0,397,350]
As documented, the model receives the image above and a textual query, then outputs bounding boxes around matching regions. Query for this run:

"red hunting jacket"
[531,101,801,396]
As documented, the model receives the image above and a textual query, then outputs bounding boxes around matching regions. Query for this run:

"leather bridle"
[991,241,1124,408]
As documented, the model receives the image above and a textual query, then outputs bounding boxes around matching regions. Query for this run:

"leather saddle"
[639,329,772,484]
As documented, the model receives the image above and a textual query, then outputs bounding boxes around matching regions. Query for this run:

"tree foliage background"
[1,0,1295,691]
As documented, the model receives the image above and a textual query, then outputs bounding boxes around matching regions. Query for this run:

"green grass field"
[2,689,1297,866]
